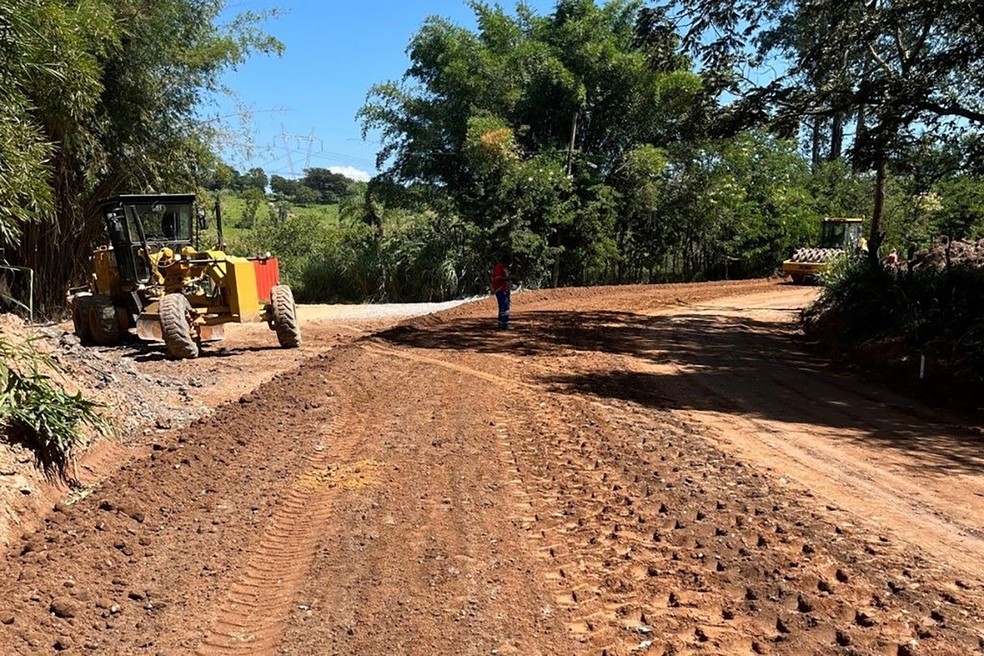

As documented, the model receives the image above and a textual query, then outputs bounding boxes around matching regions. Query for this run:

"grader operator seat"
[99,194,198,287]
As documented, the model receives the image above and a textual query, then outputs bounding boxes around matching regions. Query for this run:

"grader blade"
[137,314,163,341]
[197,325,225,342]
[137,313,224,342]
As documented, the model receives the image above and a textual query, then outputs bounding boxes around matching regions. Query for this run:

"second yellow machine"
[69,193,300,358]
[782,217,866,284]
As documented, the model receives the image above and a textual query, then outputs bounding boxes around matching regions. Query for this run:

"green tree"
[0,0,282,312]
[270,174,293,197]
[291,184,320,206]
[668,0,984,259]
[611,144,670,280]
[300,168,351,204]
[203,162,239,191]
[0,0,114,248]
[360,0,704,283]
[240,188,266,228]
[270,174,316,204]
[239,167,269,192]
[934,177,984,240]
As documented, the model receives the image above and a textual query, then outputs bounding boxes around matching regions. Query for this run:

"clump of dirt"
[0,315,208,547]
[910,238,984,272]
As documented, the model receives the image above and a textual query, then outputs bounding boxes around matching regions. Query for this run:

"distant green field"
[205,190,340,251]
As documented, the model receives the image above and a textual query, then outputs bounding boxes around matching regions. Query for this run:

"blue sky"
[213,0,557,181]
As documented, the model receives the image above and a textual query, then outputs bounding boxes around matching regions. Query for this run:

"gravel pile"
[7,319,206,439]
[297,298,476,322]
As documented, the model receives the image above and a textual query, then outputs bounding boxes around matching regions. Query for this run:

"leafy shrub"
[0,335,110,479]
[298,225,384,302]
[804,253,900,339]
[804,254,984,383]
[379,213,485,301]
[297,213,487,303]
[227,211,329,288]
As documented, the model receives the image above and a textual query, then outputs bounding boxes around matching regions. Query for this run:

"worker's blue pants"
[495,290,510,329]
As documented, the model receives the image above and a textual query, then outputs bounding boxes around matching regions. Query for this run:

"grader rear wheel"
[70,293,94,344]
[270,285,301,348]
[88,296,123,346]
[160,293,199,359]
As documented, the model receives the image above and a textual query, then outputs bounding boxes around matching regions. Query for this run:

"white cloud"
[329,165,372,182]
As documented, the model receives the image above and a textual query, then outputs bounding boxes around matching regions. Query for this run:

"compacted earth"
[1,280,982,655]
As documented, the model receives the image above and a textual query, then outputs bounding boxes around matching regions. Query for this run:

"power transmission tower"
[301,129,323,170]
[280,124,296,177]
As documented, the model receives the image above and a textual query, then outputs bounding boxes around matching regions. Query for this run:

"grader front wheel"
[270,285,301,348]
[160,293,199,359]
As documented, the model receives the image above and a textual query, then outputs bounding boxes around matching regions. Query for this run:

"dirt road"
[2,281,983,655]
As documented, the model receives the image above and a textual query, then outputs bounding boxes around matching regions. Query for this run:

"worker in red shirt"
[491,253,513,330]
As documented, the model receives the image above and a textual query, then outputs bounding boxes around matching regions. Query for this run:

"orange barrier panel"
[251,256,280,303]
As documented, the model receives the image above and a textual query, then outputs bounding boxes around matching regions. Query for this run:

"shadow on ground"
[379,309,984,477]
[124,341,281,362]
[377,310,661,358]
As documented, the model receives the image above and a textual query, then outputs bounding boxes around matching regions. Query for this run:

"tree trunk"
[615,227,625,284]
[565,111,579,176]
[853,105,867,172]
[811,117,823,168]
[829,113,844,161]
[12,140,109,317]
[868,157,887,264]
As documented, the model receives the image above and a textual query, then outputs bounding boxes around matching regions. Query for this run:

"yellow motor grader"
[68,193,300,359]
[782,217,867,284]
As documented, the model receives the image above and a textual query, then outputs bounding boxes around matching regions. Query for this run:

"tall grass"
[298,226,385,302]
[230,206,489,304]
[299,221,485,303]
[0,334,110,480]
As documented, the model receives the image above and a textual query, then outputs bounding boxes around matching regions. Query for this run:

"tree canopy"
[360,0,732,284]
[666,0,984,254]
[350,0,984,289]
[3,0,983,310]
[0,0,281,311]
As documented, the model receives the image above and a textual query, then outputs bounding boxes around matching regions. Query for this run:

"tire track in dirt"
[476,375,796,654]
[196,348,387,655]
[195,436,340,653]
[639,294,984,580]
[358,342,688,655]
[369,333,984,654]
[0,352,346,655]
[674,397,984,578]
[275,344,577,656]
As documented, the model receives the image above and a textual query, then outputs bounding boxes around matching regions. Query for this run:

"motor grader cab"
[69,194,301,359]
[782,217,866,284]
